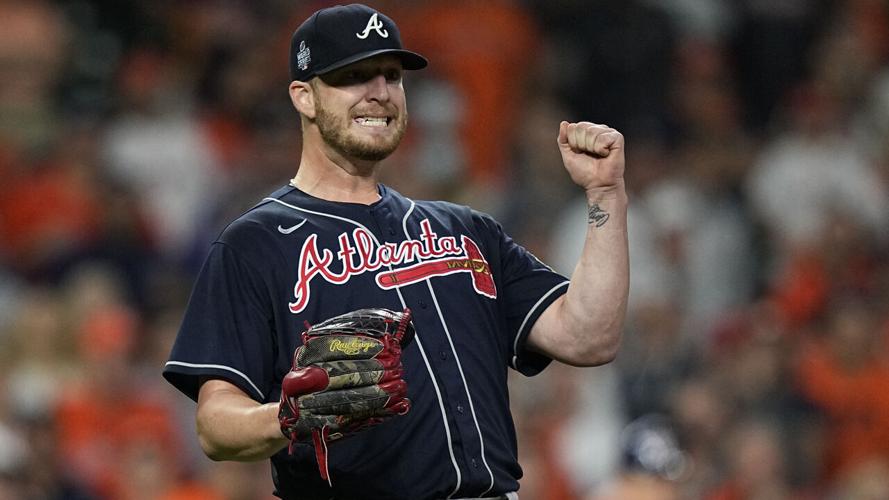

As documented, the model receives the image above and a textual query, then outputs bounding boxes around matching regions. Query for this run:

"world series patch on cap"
[289,3,428,82]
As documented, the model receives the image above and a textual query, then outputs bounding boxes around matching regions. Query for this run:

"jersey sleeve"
[479,212,570,376]
[163,241,276,402]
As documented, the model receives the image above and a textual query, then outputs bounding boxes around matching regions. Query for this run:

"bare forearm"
[564,184,629,361]
[196,380,289,461]
[534,184,629,366]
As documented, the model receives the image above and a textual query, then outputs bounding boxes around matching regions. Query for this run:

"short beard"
[314,103,407,162]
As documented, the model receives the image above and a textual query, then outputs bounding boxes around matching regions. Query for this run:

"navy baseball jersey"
[163,184,569,499]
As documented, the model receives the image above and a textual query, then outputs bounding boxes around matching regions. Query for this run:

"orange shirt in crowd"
[54,384,180,498]
[396,1,539,184]
[795,340,889,480]
[0,161,101,264]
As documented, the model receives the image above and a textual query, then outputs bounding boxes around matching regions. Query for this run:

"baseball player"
[163,4,629,500]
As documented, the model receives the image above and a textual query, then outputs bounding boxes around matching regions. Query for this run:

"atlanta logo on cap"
[356,12,389,39]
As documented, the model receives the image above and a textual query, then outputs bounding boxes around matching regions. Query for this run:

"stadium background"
[0,0,888,498]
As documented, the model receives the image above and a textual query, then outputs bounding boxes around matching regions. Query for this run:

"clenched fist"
[557,121,625,196]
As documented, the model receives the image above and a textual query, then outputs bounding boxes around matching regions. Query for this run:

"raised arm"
[528,121,629,366]
[196,378,288,461]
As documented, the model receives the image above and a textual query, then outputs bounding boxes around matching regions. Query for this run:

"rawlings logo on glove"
[278,308,414,484]
[329,337,379,355]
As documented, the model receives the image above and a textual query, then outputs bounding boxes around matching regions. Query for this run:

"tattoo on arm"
[588,204,610,227]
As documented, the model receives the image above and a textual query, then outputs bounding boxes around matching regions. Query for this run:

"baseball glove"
[278,307,414,483]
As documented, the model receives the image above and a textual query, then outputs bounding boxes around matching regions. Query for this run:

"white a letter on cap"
[356,12,389,39]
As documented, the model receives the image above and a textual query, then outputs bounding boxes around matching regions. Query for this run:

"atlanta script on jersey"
[164,184,570,499]
[289,218,496,315]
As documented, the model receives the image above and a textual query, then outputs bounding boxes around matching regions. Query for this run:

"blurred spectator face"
[63,264,127,323]
[787,82,843,137]
[672,377,729,449]
[9,288,67,362]
[633,300,681,349]
[0,2,66,105]
[622,133,671,195]
[0,1,67,152]
[515,96,570,170]
[3,288,70,420]
[831,459,889,500]
[724,420,787,490]
[812,3,889,105]
[78,305,137,366]
[218,45,274,117]
[62,264,138,393]
[721,329,786,407]
[117,437,176,500]
[675,76,740,136]
[593,473,681,500]
[827,300,879,369]
[117,49,173,111]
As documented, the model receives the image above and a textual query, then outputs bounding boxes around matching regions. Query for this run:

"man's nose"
[365,74,390,102]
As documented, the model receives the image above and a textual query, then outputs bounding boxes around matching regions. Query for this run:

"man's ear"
[289,80,316,119]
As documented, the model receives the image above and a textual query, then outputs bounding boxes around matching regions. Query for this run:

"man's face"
[311,55,407,162]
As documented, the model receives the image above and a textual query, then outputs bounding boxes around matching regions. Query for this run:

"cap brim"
[314,49,428,76]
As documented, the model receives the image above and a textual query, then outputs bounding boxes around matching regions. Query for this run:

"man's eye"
[385,70,402,82]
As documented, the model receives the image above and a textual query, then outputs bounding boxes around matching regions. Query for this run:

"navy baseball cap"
[289,4,428,82]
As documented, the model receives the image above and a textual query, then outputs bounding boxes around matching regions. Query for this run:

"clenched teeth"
[355,117,389,127]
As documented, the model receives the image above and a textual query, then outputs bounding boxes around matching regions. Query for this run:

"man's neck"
[292,147,382,205]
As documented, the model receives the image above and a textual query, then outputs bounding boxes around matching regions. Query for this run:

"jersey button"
[456,404,465,414]
[419,300,427,309]
[471,458,479,469]
[439,351,447,360]
[388,227,396,236]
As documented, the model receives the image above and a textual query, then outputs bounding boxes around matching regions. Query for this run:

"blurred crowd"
[0,0,888,499]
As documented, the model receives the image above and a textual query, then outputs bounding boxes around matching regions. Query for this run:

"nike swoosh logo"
[277,220,306,234]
